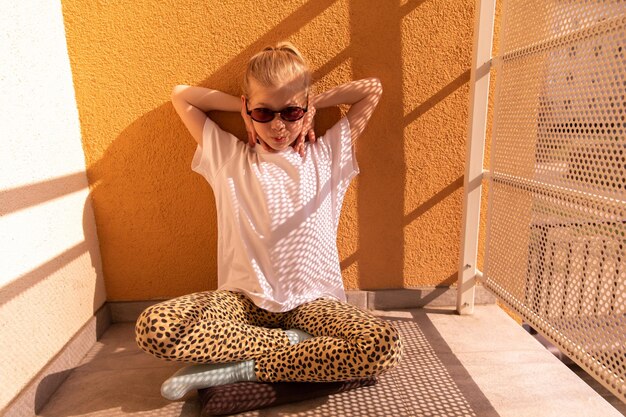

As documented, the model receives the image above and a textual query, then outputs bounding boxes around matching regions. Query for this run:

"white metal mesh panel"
[485,0,626,402]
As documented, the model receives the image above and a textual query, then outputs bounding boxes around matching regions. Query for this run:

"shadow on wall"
[70,0,471,300]
[83,0,343,300]
[0,173,105,312]
[0,175,106,413]
[350,0,406,289]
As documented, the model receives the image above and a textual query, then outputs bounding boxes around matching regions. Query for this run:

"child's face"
[247,79,307,152]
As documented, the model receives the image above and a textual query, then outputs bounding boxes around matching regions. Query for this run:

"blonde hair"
[243,42,311,96]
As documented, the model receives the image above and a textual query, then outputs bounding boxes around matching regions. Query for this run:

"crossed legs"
[135,290,403,397]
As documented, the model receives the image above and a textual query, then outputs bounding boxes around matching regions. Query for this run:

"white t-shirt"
[191,117,358,312]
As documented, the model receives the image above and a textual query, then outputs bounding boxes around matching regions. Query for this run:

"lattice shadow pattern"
[234,317,498,417]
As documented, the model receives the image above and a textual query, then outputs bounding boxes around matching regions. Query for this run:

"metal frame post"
[456,0,496,315]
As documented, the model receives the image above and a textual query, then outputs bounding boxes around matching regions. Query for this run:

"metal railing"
[458,0,626,403]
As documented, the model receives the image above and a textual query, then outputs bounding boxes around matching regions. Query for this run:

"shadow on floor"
[386,310,500,417]
[39,310,499,417]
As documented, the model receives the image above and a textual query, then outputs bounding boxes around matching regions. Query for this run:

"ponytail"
[243,42,311,96]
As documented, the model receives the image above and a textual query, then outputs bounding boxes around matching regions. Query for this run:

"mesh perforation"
[485,0,626,402]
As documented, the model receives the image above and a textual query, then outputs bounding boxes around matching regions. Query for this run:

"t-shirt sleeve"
[316,117,359,226]
[190,117,241,185]
[318,117,360,189]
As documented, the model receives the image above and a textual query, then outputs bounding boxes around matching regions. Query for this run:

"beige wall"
[0,0,106,412]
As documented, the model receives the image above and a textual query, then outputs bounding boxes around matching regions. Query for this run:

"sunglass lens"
[251,109,274,122]
[250,107,305,122]
[282,107,305,121]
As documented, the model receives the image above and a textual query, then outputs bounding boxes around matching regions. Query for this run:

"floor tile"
[40,367,200,416]
[38,306,624,417]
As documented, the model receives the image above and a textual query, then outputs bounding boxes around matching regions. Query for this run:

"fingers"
[241,96,256,147]
[244,119,256,148]
[308,128,316,144]
[246,131,254,147]
[306,105,316,143]
[292,105,316,157]
[293,132,305,157]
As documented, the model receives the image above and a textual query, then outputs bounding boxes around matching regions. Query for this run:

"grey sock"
[161,359,257,400]
[284,328,313,345]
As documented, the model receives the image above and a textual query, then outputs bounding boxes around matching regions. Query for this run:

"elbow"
[362,77,382,101]
[371,77,383,97]
[171,84,188,102]
[366,77,382,104]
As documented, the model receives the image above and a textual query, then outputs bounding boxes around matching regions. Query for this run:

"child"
[135,43,403,401]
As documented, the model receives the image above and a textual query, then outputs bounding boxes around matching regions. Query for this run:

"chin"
[265,136,297,151]
[276,145,293,152]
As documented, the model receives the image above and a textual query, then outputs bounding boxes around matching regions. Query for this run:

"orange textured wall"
[61,0,495,300]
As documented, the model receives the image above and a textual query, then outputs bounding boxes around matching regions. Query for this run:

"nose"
[270,115,285,130]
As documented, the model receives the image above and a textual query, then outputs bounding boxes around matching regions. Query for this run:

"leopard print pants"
[135,290,403,382]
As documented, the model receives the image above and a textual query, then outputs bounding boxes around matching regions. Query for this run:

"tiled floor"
[38,305,623,417]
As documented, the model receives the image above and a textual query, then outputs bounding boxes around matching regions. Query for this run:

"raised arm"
[310,77,382,143]
[171,85,240,145]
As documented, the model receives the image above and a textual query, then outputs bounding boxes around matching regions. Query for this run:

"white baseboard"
[108,286,496,323]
